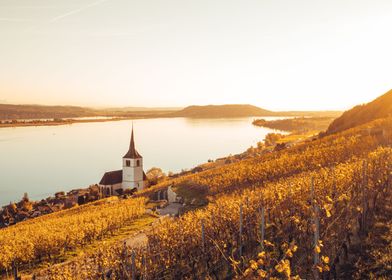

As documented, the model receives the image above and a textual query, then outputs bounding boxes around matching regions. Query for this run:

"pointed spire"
[130,125,136,152]
[123,125,142,158]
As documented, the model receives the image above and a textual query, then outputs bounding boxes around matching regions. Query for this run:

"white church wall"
[99,183,123,196]
[122,180,144,190]
[122,168,144,183]
[112,183,123,193]
[123,156,144,191]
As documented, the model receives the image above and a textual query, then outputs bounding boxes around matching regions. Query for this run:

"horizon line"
[0,101,346,112]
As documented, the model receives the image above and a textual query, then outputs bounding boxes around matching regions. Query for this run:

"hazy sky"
[0,0,391,110]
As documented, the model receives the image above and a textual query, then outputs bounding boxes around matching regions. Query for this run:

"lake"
[0,117,285,205]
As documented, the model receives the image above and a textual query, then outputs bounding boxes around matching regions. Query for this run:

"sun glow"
[0,0,391,110]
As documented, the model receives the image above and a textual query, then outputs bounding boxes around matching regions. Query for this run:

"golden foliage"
[0,197,146,271]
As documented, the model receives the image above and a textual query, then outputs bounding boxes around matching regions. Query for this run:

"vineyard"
[0,196,146,275]
[139,117,392,197]
[33,117,392,279]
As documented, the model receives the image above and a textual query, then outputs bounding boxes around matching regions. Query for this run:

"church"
[99,128,147,196]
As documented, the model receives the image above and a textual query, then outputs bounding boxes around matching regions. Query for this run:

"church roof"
[99,170,147,186]
[99,170,122,185]
[123,128,142,159]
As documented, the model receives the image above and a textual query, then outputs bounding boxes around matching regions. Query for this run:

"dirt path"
[126,232,148,248]
[125,205,180,249]
[157,202,183,216]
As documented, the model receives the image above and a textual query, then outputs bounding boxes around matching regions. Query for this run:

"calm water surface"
[0,117,285,205]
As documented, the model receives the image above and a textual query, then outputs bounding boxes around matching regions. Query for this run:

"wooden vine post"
[239,203,243,258]
[131,250,136,280]
[201,219,206,252]
[260,206,265,251]
[311,177,320,279]
[332,167,337,199]
[314,205,320,266]
[12,261,20,280]
[361,160,368,235]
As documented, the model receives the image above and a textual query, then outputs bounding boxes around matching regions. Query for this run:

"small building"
[99,127,147,196]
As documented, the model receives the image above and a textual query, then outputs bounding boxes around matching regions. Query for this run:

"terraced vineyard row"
[0,197,146,273]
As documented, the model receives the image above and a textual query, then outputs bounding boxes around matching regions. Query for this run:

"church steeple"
[123,127,142,159]
[122,126,145,190]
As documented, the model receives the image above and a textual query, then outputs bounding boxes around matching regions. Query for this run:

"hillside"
[0,104,99,120]
[327,89,392,134]
[168,105,342,118]
[105,106,182,112]
[168,104,274,118]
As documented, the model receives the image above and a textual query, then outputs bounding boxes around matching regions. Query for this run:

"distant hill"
[168,104,341,118]
[0,103,342,120]
[327,89,392,134]
[0,104,178,120]
[0,104,98,120]
[168,104,274,118]
[103,106,182,112]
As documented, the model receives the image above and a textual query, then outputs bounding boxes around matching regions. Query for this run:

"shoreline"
[0,116,170,129]
[0,111,341,129]
[0,114,280,129]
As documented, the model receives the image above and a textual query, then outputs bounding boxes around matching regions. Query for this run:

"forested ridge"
[327,89,392,134]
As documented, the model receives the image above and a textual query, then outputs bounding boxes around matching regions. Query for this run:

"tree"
[146,167,166,186]
[265,133,283,146]
[247,146,256,154]
[257,141,265,150]
[8,203,17,215]
[20,200,33,212]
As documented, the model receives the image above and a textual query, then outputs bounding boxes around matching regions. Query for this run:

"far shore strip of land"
[0,104,342,129]
[0,116,169,128]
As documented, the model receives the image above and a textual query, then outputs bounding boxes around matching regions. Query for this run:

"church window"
[126,160,130,167]
[136,160,140,167]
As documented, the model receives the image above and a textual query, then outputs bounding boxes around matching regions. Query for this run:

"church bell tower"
[122,127,145,190]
